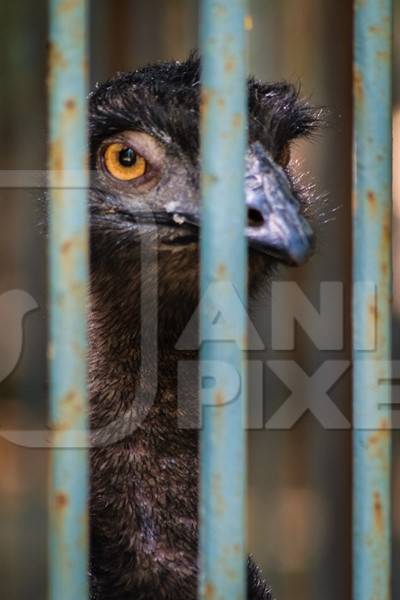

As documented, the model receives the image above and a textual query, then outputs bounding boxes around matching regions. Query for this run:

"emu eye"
[278,144,291,168]
[103,143,147,181]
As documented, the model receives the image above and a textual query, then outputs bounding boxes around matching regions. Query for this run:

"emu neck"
[89,263,200,599]
[88,257,200,436]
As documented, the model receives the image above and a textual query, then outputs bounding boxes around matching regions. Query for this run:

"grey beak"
[245,142,314,265]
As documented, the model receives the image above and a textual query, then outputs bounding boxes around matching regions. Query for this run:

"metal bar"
[353,1,392,599]
[199,1,248,598]
[48,1,89,599]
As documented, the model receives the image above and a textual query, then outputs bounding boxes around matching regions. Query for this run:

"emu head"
[88,56,318,317]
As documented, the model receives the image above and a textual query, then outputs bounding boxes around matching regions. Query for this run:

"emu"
[87,55,317,599]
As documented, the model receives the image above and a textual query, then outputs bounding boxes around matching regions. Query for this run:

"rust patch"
[367,190,377,215]
[373,491,383,533]
[65,98,77,112]
[50,139,64,173]
[368,300,378,321]
[382,219,390,246]
[379,214,391,297]
[368,419,389,447]
[367,292,377,349]
[224,56,236,73]
[352,190,358,215]
[244,15,254,31]
[61,239,73,255]
[217,263,227,278]
[380,417,389,429]
[204,582,216,599]
[48,41,67,73]
[52,420,67,432]
[216,97,225,108]
[53,390,84,431]
[84,56,89,78]
[354,68,364,104]
[368,24,381,34]
[214,390,225,406]
[232,113,242,128]
[377,50,389,62]
[367,421,390,471]
[57,0,80,14]
[62,389,80,406]
[55,491,69,510]
[200,88,212,121]
[60,234,86,278]
[204,173,219,188]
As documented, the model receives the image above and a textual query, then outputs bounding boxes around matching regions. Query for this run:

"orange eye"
[103,143,147,181]
[279,144,291,168]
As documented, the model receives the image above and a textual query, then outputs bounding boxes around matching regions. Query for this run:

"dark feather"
[87,53,321,600]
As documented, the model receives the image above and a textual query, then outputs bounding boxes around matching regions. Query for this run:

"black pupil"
[119,147,137,167]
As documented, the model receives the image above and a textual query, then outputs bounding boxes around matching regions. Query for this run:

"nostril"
[247,208,264,228]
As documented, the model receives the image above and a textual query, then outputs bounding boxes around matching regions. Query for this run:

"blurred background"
[0,1,398,598]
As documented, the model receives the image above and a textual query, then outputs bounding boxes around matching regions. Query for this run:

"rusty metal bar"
[199,1,248,598]
[48,0,89,598]
[352,0,392,598]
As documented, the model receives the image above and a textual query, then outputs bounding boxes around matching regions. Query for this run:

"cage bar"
[199,1,248,598]
[48,1,89,599]
[352,1,392,599]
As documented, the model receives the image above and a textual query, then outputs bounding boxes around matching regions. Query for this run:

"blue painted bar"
[199,1,248,598]
[48,1,89,599]
[353,1,392,598]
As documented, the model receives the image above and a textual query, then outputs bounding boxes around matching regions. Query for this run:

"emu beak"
[245,142,314,265]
